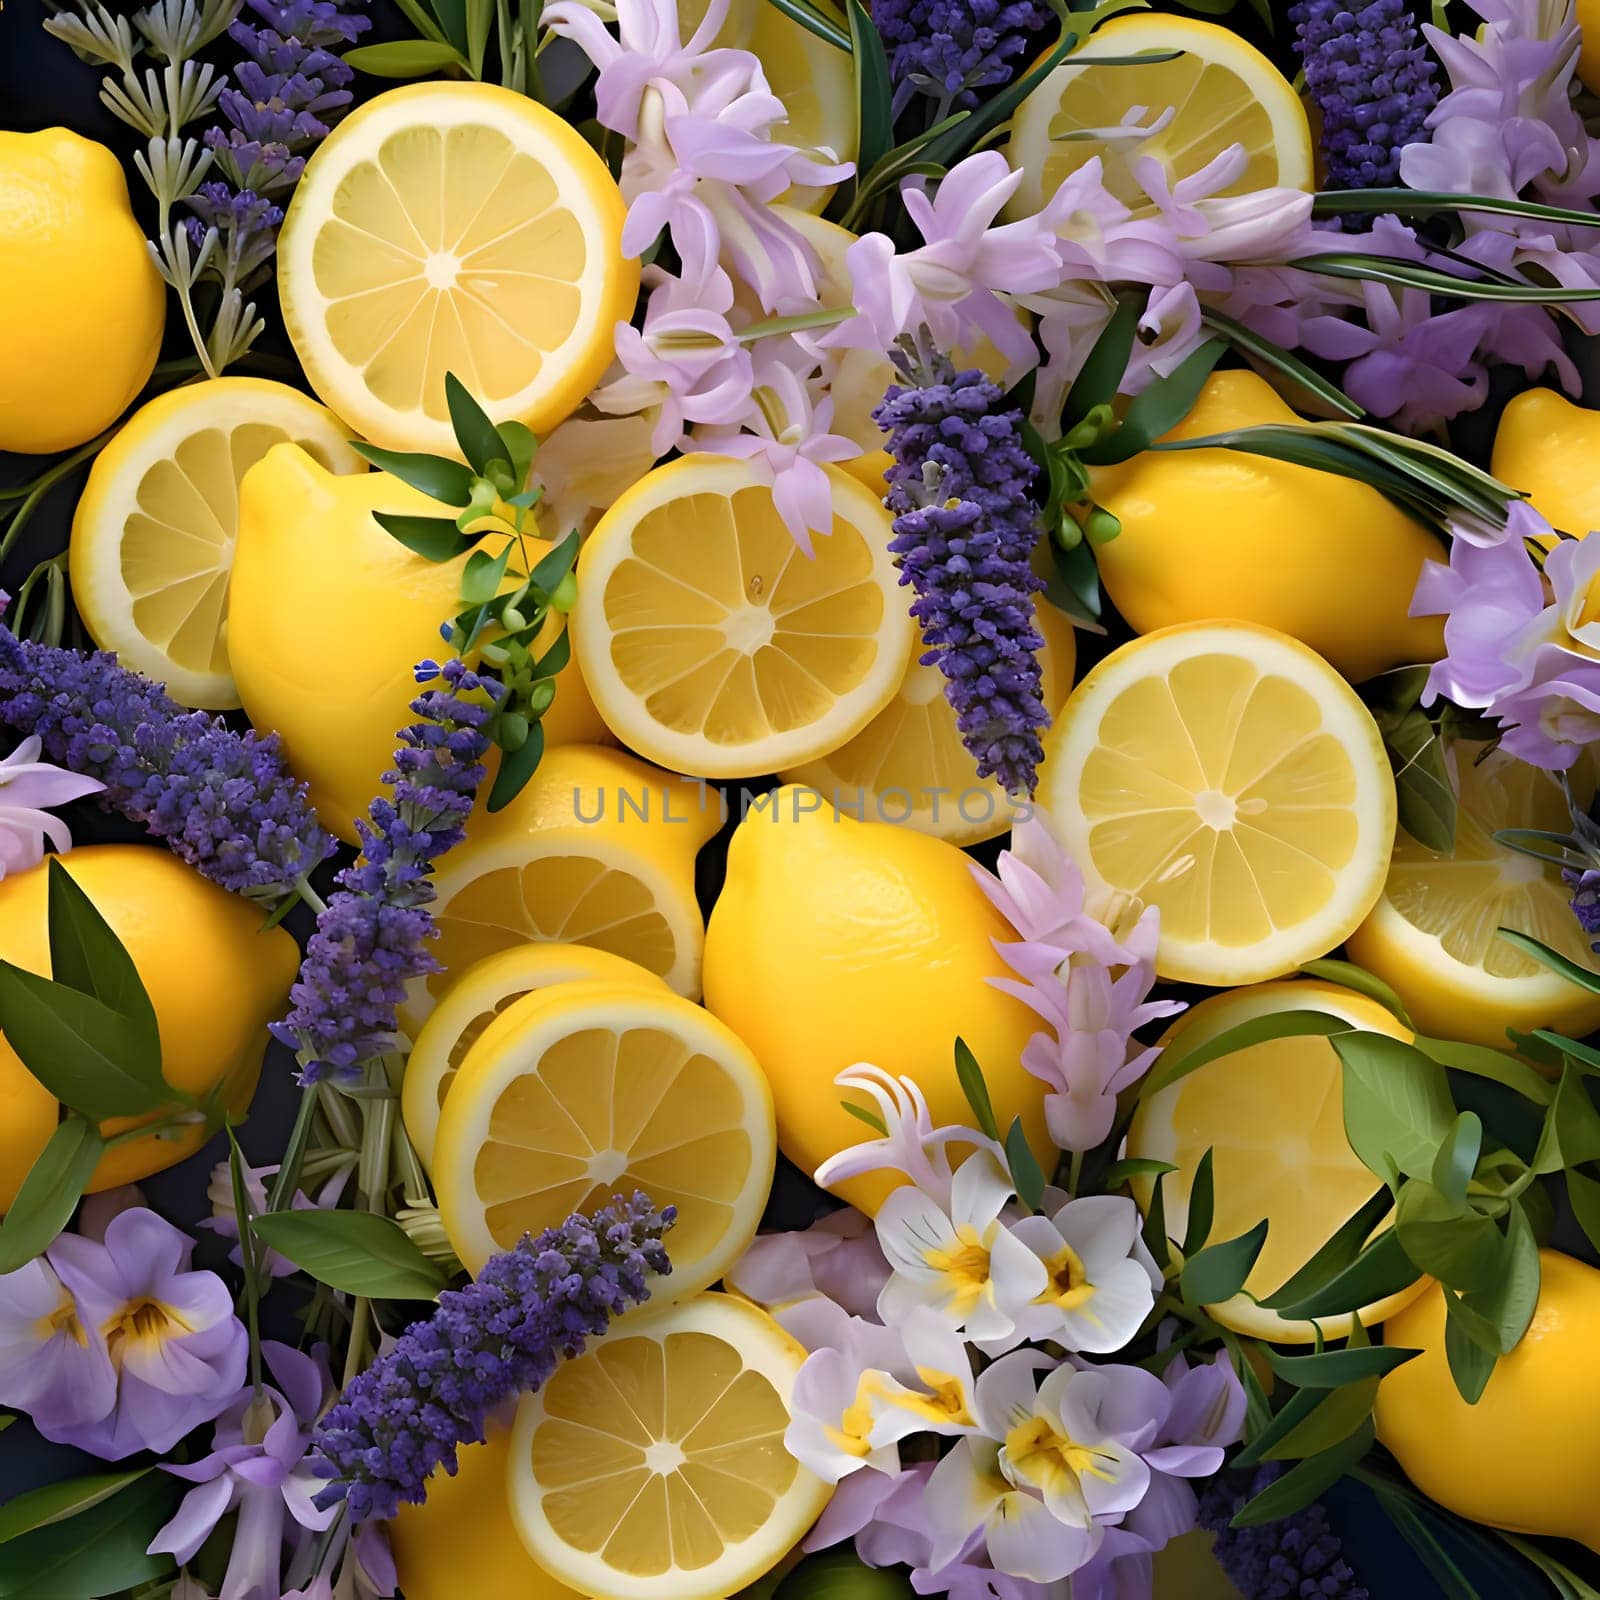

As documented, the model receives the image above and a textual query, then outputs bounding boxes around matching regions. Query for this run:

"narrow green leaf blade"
[760,0,852,48]
[954,1038,1000,1142]
[1432,1112,1483,1207]
[372,513,472,562]
[462,543,513,606]
[1273,1229,1420,1321]
[1261,1380,1379,1464]
[1083,338,1225,465]
[1199,305,1363,418]
[1258,1188,1393,1309]
[1144,1009,1350,1096]
[445,373,509,476]
[342,39,470,76]
[1498,927,1600,995]
[0,1117,106,1274]
[250,1210,447,1301]
[1297,959,1412,1024]
[350,443,474,503]
[845,0,893,182]
[486,718,546,812]
[1102,1157,1177,1186]
[1231,1418,1376,1527]
[0,1470,148,1546]
[1264,1343,1419,1389]
[1181,1147,1215,1256]
[1005,1115,1047,1212]
[530,529,581,594]
[1063,294,1140,423]
[1180,1217,1268,1307]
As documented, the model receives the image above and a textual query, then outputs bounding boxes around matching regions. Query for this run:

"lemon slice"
[1347,745,1600,1050]
[573,456,915,779]
[403,942,669,1171]
[510,1292,829,1600]
[1004,14,1314,218]
[277,82,638,454]
[1039,622,1395,985]
[433,982,775,1283]
[400,745,719,1033]
[1126,979,1432,1341]
[781,598,1077,844]
[69,378,362,709]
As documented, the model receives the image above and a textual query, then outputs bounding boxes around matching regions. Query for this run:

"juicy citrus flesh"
[279,83,636,452]
[510,1294,829,1599]
[403,942,670,1171]
[72,380,362,710]
[1127,980,1429,1341]
[576,457,914,779]
[434,983,774,1284]
[1041,622,1396,984]
[1005,14,1313,218]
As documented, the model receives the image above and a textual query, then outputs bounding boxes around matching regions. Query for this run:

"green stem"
[496,0,514,85]
[1067,1148,1085,1198]
[267,1081,322,1213]
[518,0,544,99]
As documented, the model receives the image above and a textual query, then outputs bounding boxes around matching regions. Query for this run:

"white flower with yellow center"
[785,1308,911,1484]
[874,1150,1047,1345]
[857,1307,981,1447]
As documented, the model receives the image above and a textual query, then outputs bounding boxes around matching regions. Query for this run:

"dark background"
[1,1,1595,1593]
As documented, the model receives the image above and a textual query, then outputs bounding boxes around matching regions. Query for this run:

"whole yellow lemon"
[389,1425,582,1600]
[1375,1250,1600,1551]
[704,787,1049,1213]
[0,129,165,455]
[1579,0,1600,92]
[1491,387,1600,543]
[1090,370,1446,683]
[229,444,610,844]
[0,846,299,1211]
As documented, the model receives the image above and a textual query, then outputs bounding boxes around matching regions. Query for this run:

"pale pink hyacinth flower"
[726,1206,890,1323]
[0,734,104,879]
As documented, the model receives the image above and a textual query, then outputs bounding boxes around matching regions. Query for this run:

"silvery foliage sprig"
[44,0,263,376]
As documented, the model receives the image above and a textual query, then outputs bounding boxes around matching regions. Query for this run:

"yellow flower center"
[103,1297,191,1366]
[1004,1414,1120,1502]
[1036,1242,1097,1311]
[923,1224,992,1317]
[37,1296,87,1347]
[823,1373,882,1460]
[898,1365,976,1429]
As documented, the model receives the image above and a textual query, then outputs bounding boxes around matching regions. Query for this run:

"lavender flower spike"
[874,335,1050,798]
[873,0,1050,116]
[0,627,334,903]
[1198,1465,1369,1599]
[271,658,502,1083]
[311,1193,675,1523]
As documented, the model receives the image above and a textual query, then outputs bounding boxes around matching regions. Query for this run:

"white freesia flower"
[874,1150,1047,1346]
[785,1308,910,1484]
[856,1307,981,1446]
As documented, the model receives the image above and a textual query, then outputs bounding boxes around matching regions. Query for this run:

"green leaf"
[841,1099,888,1135]
[760,0,852,48]
[1259,1188,1392,1310]
[1371,1481,1492,1600]
[1181,1147,1214,1256]
[0,1117,106,1275]
[529,528,580,595]
[1180,1218,1268,1306]
[1141,1170,1170,1271]
[1101,1157,1177,1186]
[350,443,474,504]
[445,373,510,476]
[1230,1418,1375,1527]
[953,1039,1000,1142]
[466,0,492,75]
[1264,1343,1419,1389]
[1046,538,1103,627]
[1432,1112,1483,1207]
[1533,1059,1600,1173]
[1198,306,1363,419]
[1004,1115,1046,1212]
[1393,1178,1502,1292]
[486,718,546,812]
[497,420,539,483]
[845,0,894,187]
[1499,1533,1600,1600]
[430,0,470,49]
[1220,1331,1273,1441]
[1259,1381,1380,1464]
[250,1209,448,1300]
[462,543,513,606]
[0,1471,149,1546]
[1335,1031,1456,1185]
[1410,1033,1555,1105]
[1313,186,1600,231]
[1444,1294,1498,1401]
[1297,959,1411,1025]
[0,962,173,1120]
[1466,1202,1541,1353]
[1294,250,1600,302]
[43,862,159,1059]
[0,1470,179,1600]
[1566,1164,1600,1254]
[1376,707,1457,853]
[1082,339,1225,466]
[1498,928,1600,996]
[342,39,470,76]
[1272,1228,1420,1321]
[1063,295,1140,424]
[373,512,472,561]
[531,628,572,681]
[1144,1009,1350,1097]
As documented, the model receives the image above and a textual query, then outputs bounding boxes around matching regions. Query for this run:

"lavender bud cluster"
[311,1193,675,1523]
[271,658,503,1083]
[1198,1466,1369,1600]
[874,340,1050,799]
[872,0,1050,116]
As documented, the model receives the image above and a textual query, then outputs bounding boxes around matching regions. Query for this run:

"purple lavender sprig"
[0,626,334,903]
[311,1193,675,1523]
[872,0,1050,117]
[270,658,503,1084]
[1199,1466,1368,1600]
[873,335,1049,798]
[1291,0,1438,190]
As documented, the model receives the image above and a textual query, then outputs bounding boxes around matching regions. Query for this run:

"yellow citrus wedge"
[1346,745,1600,1050]
[1039,621,1396,985]
[400,745,719,1034]
[509,1292,830,1600]
[70,379,363,709]
[1126,979,1431,1342]
[403,941,670,1171]
[573,456,916,779]
[1004,13,1314,218]
[781,598,1077,844]
[433,982,775,1284]
[277,82,638,454]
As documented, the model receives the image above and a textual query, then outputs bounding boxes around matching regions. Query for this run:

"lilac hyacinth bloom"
[0,627,334,903]
[1199,1465,1368,1599]
[271,658,501,1083]
[310,1193,675,1523]
[874,339,1050,797]
[1291,0,1438,188]
[872,0,1050,116]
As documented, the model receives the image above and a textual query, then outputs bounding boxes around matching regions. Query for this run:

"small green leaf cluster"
[356,372,578,811]
[344,0,544,96]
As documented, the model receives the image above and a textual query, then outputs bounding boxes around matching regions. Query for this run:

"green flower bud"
[1052,510,1084,550]
[526,679,557,717]
[551,571,578,613]
[1085,506,1121,544]
[498,712,530,751]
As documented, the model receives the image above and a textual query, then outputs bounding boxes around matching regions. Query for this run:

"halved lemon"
[1126,979,1432,1342]
[277,82,638,454]
[781,597,1077,844]
[403,942,669,1171]
[69,378,363,709]
[1347,745,1600,1050]
[433,982,775,1283]
[1039,622,1395,985]
[572,456,916,779]
[1004,13,1314,218]
[510,1292,830,1600]
[400,745,719,1034]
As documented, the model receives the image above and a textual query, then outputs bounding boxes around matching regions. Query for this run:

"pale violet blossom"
[0,735,104,879]
[859,1307,983,1447]
[786,1309,912,1483]
[726,1206,890,1325]
[0,1254,118,1434]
